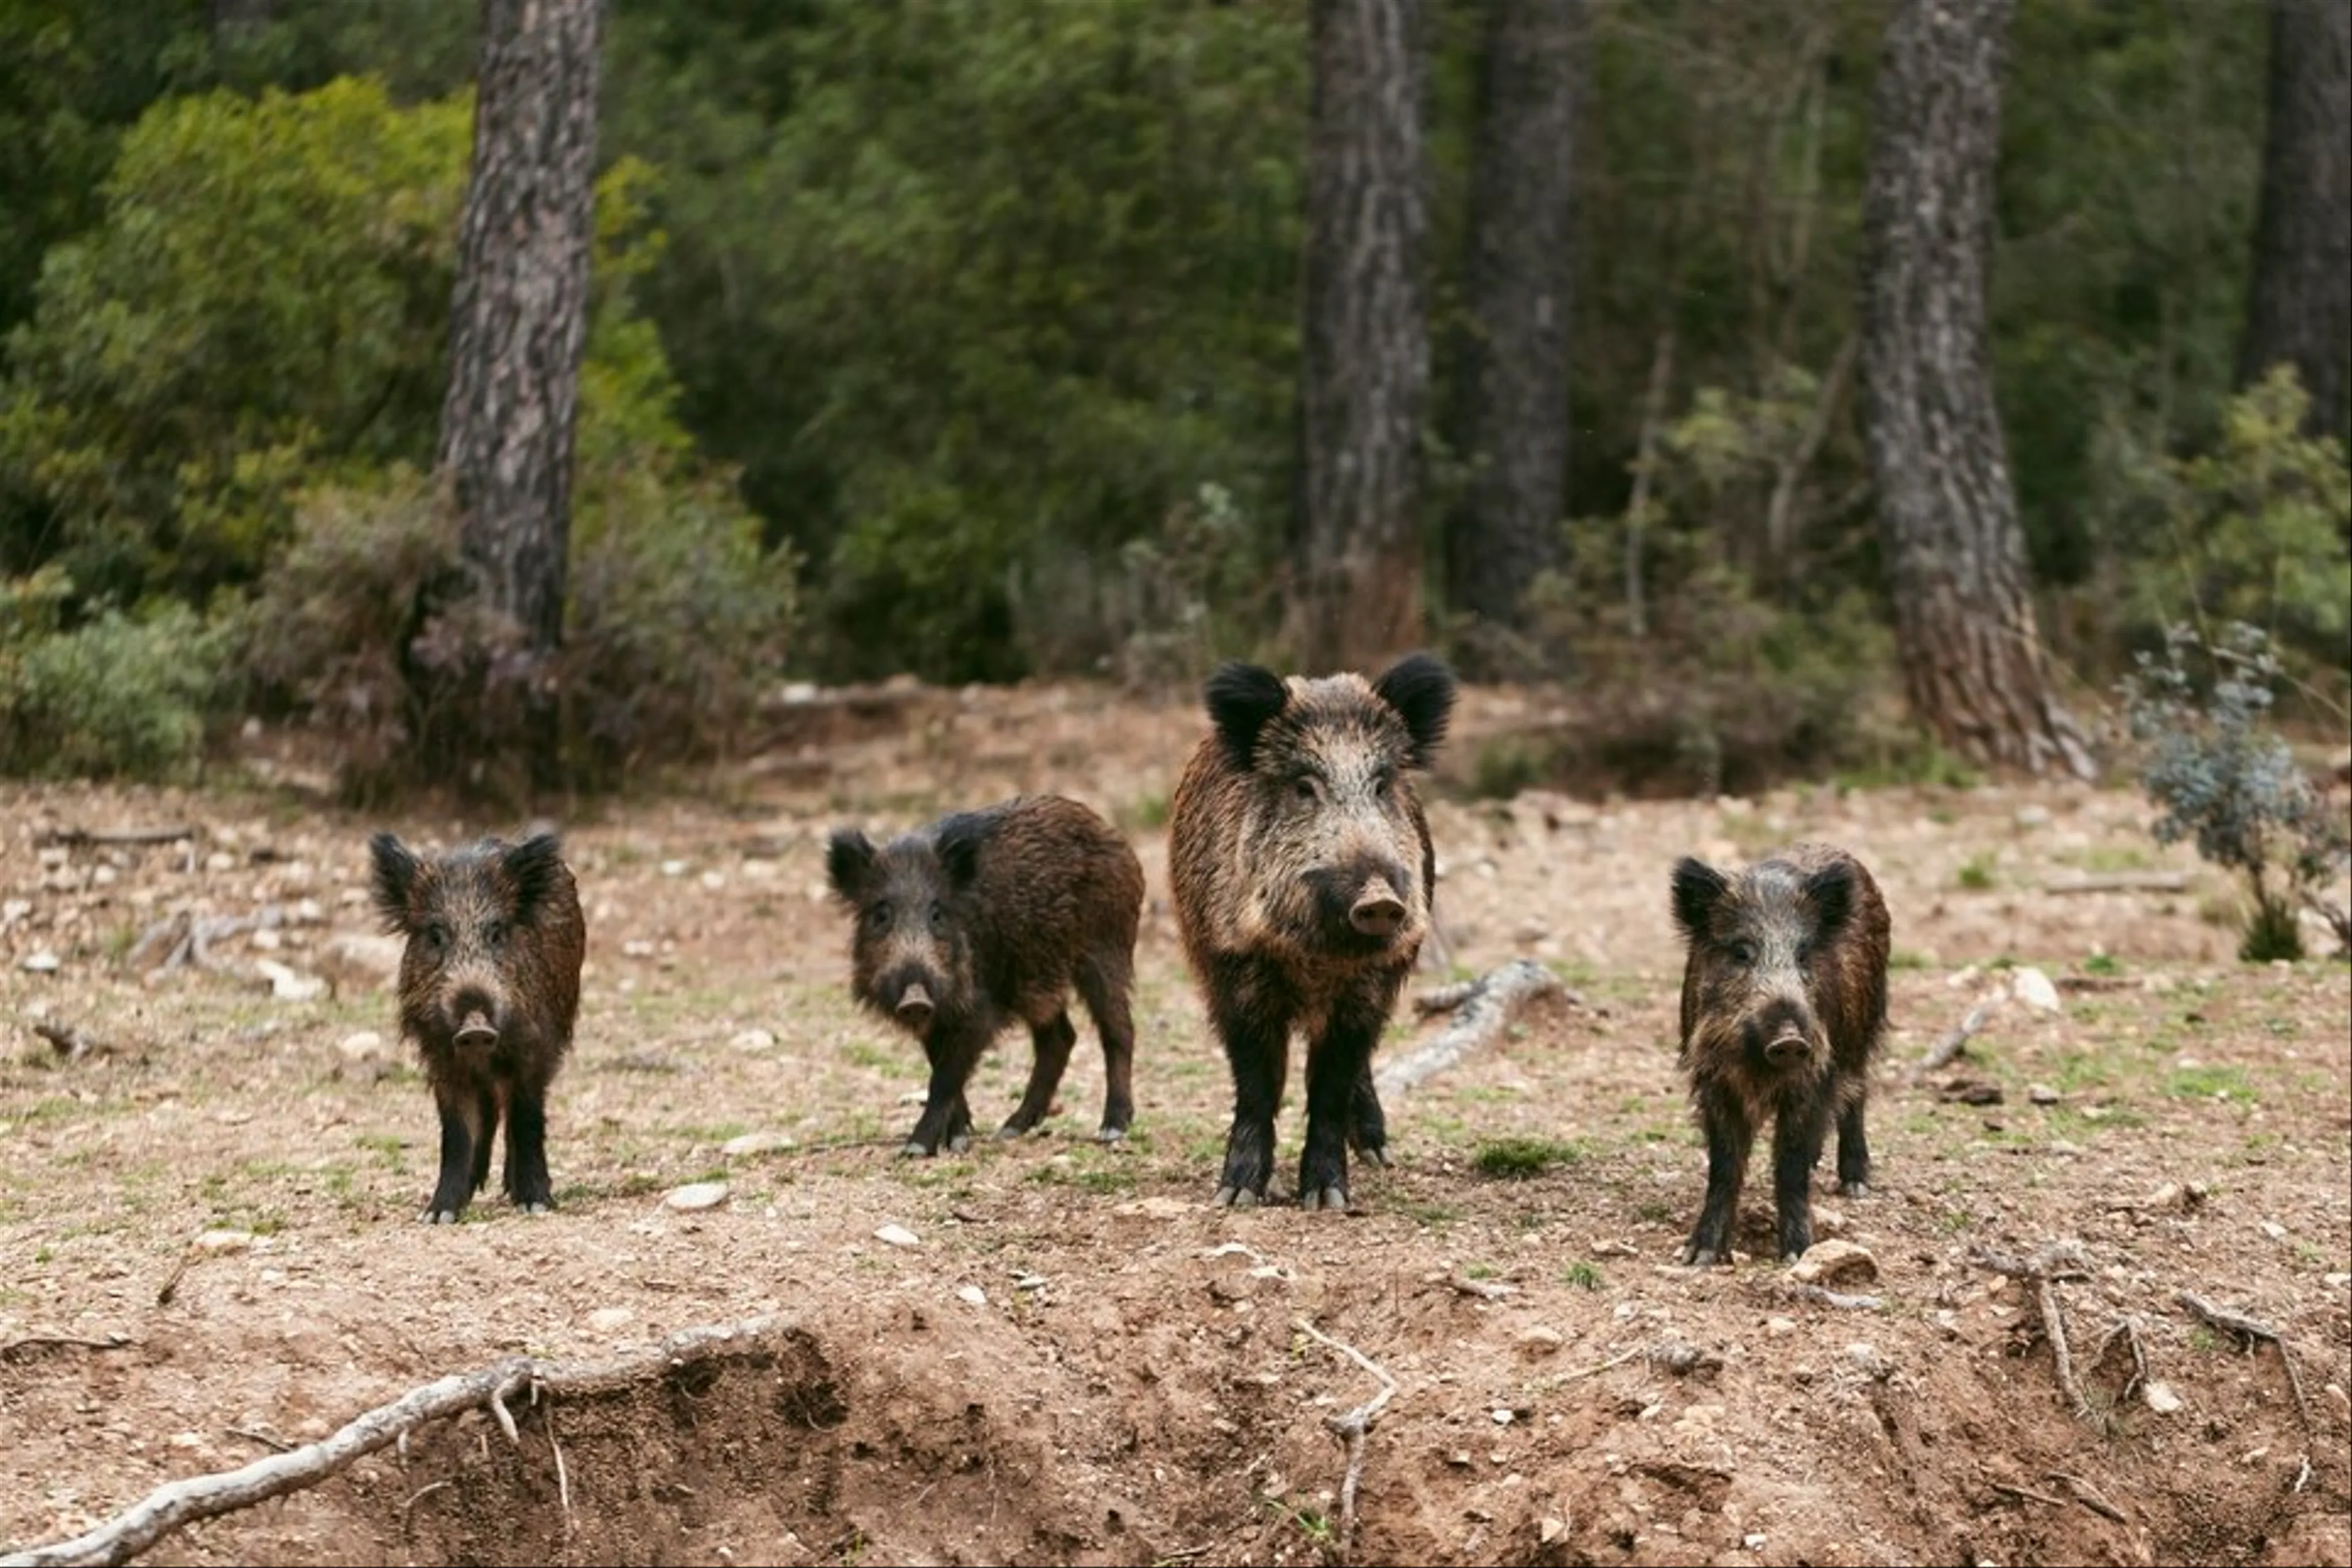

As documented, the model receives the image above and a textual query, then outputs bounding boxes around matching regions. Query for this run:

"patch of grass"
[1115,792,1170,832]
[1469,734,1558,801]
[1634,1199,1677,1226]
[1889,948,1934,971]
[1472,1136,1585,1179]
[1955,853,1998,892]
[841,1038,903,1074]
[2165,1064,2256,1103]
[2069,843,2157,875]
[1391,1196,1460,1227]
[2082,952,2124,976]
[1563,1259,1604,1291]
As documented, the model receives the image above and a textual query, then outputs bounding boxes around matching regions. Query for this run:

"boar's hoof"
[946,1130,971,1154]
[521,1201,552,1216]
[1212,1184,1261,1210]
[1836,1178,1871,1199]
[898,1139,935,1159]
[1351,1144,1390,1168]
[1679,1243,1727,1268]
[993,1120,1031,1140]
[1298,1185,1349,1213]
[1094,1125,1126,1145]
[423,1208,462,1226]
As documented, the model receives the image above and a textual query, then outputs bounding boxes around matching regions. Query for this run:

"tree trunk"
[1444,0,1582,677]
[435,0,604,784]
[1291,0,1430,674]
[2238,0,2351,447]
[1859,0,2092,781]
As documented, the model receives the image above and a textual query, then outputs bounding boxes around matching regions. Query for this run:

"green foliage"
[1471,1137,1584,1180]
[2119,622,2350,961]
[0,566,236,782]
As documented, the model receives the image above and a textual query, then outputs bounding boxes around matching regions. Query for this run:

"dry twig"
[1970,1243,2098,1423]
[36,826,196,850]
[2176,1291,2312,1431]
[0,1314,793,1568]
[2047,1471,2127,1524]
[30,1022,105,1063]
[0,1333,134,1363]
[1380,960,1569,1097]
[1921,995,2002,1072]
[1291,1317,1398,1567]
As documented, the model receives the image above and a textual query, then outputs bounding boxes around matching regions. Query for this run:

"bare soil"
[2,678,2348,1568]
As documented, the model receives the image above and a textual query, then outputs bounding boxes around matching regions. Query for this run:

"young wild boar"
[1668,842,1891,1265]
[825,794,1145,1157]
[370,831,586,1224]
[1167,651,1457,1212]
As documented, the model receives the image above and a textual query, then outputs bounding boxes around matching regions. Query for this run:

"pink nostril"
[1351,897,1404,936]
[1765,1033,1807,1063]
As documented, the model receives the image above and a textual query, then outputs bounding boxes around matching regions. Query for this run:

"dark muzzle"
[454,1009,498,1050]
[1349,878,1407,938]
[894,981,935,1033]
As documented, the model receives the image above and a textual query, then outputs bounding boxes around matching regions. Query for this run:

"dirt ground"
[2,677,2348,1568]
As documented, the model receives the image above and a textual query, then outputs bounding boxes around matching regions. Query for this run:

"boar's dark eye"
[1727,938,1757,967]
[865,902,893,931]
[1372,767,1395,798]
[482,918,507,950]
[1292,775,1321,804]
[421,922,449,954]
[928,900,946,930]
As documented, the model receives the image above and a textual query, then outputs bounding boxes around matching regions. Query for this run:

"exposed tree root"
[1291,1317,1398,1567]
[1380,959,1571,1097]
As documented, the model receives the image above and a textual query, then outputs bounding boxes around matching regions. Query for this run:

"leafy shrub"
[1,568,238,782]
[2119,621,2350,961]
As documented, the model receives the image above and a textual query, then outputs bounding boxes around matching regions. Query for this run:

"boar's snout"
[894,981,936,1032]
[1750,998,1819,1069]
[1349,877,1408,939]
[454,1011,498,1050]
[1763,1026,1808,1066]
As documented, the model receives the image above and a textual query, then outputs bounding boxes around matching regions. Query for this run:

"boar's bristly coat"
[1669,842,1891,1265]
[826,794,1145,1157]
[1167,651,1457,1212]
[370,830,586,1224]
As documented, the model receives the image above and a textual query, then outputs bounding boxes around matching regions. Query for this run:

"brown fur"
[1669,841,1891,1264]
[826,794,1144,1156]
[1167,652,1456,1210]
[370,831,585,1224]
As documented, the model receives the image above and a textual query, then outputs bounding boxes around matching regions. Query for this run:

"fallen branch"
[2047,1470,2127,1524]
[1989,1480,2066,1508]
[35,826,197,850]
[1970,1243,2098,1424]
[1444,1275,1518,1302]
[0,1313,794,1568]
[1558,1345,1646,1383]
[1291,1317,1398,1567]
[1379,960,1569,1097]
[1921,995,2003,1072]
[0,1333,134,1364]
[2176,1291,2312,1431]
[2041,872,2192,896]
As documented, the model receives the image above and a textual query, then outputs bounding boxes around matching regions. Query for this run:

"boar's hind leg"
[424,1080,488,1224]
[904,1029,985,1157]
[503,1079,557,1214]
[1001,1009,1077,1138]
[1207,957,1289,1208]
[1297,995,1385,1212]
[1770,1095,1834,1263]
[1681,1086,1754,1266]
[1834,1088,1871,1197]
[1347,1058,1389,1167]
[1075,954,1137,1141]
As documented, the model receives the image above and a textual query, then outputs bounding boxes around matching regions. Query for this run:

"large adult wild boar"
[1668,842,1891,1265]
[1167,651,1456,1212]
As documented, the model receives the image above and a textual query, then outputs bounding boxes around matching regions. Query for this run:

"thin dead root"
[1291,1317,1398,1567]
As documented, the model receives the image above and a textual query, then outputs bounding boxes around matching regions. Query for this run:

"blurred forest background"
[0,0,2345,807]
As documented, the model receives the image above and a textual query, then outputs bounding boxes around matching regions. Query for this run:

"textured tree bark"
[435,0,603,782]
[1444,0,1582,676]
[1292,0,1430,674]
[2238,0,2351,446]
[1859,0,2092,781]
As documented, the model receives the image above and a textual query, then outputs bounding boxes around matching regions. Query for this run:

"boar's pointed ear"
[1204,662,1289,769]
[502,833,568,924]
[369,832,418,933]
[936,816,988,891]
[1803,859,1853,938]
[1373,651,1455,769]
[826,829,876,905]
[1670,856,1728,942]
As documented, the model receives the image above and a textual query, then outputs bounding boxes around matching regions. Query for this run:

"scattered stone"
[2014,805,2052,829]
[2260,1220,2288,1241]
[664,1182,729,1212]
[622,939,657,959]
[1939,1076,2003,1106]
[660,860,688,878]
[313,932,402,995]
[1014,1273,1049,1291]
[729,1028,777,1052]
[254,959,326,1001]
[2010,967,2061,1014]
[720,1131,796,1159]
[1790,1238,1879,1288]
[875,1223,919,1248]
[957,1284,989,1307]
[2027,1084,2061,1106]
[1540,1518,1566,1546]
[1491,1408,1515,1425]
[1517,1325,1564,1358]
[2143,1381,2184,1415]
[20,951,60,974]
[1846,1342,1890,1381]
[587,1306,635,1334]
[195,1229,255,1254]
[1766,1316,1798,1335]
[1111,1196,1195,1219]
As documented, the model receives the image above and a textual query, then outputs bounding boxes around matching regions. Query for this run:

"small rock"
[195,1228,255,1253]
[1446,1450,1473,1468]
[254,959,326,1002]
[622,939,657,959]
[2014,805,2052,829]
[2010,967,2061,1014]
[1539,1518,1566,1546]
[2027,1084,2061,1106]
[1111,1196,1196,1219]
[2048,1140,2082,1157]
[1744,1533,1768,1550]
[664,1182,729,1212]
[20,951,60,974]
[1790,1238,1879,1287]
[2260,1220,2288,1241]
[336,1030,385,1061]
[314,932,402,995]
[1491,1408,1515,1425]
[720,1131,796,1159]
[1847,1341,1890,1380]
[957,1284,989,1307]
[1766,1316,1798,1335]
[1014,1273,1049,1291]
[729,1028,777,1053]
[660,859,688,878]
[1517,1325,1564,1357]
[874,1223,920,1248]
[2143,1381,2184,1414]
[587,1306,635,1334]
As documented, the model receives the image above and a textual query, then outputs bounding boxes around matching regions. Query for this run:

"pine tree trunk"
[2238,0,2351,446]
[1291,0,1430,674]
[1445,0,1581,677]
[435,0,603,783]
[1859,0,2092,781]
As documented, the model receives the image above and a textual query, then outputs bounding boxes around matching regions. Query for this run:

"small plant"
[2119,622,2350,961]
[1472,1136,1585,1179]
[1563,1259,1604,1291]
[1955,853,1997,891]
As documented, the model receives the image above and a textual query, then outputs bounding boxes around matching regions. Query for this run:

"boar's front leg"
[424,1078,488,1224]
[503,1077,557,1214]
[904,1027,984,1156]
[1298,990,1388,1212]
[1681,1084,1755,1267]
[1208,954,1289,1208]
